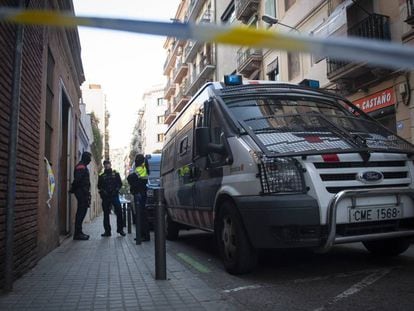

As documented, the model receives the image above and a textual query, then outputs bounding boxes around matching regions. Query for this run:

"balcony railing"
[200,9,212,23]
[164,80,176,100]
[187,0,204,22]
[406,0,414,25]
[173,57,189,84]
[235,0,260,23]
[348,13,390,40]
[186,56,215,96]
[173,86,191,113]
[237,48,262,76]
[184,41,201,63]
[327,13,390,78]
[164,106,176,125]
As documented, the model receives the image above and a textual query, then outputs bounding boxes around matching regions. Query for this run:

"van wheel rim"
[222,216,236,260]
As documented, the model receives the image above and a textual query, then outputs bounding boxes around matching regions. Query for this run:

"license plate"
[349,205,403,223]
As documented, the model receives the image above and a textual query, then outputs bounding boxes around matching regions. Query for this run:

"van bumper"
[235,194,322,249]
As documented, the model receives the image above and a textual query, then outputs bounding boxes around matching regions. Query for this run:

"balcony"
[173,58,189,84]
[163,40,177,76]
[187,0,204,22]
[184,41,201,63]
[173,85,191,113]
[326,14,391,92]
[164,106,176,125]
[235,0,260,23]
[237,48,262,77]
[199,9,213,23]
[186,57,216,96]
[406,0,414,25]
[164,80,176,100]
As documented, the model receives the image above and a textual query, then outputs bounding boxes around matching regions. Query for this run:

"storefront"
[353,87,397,132]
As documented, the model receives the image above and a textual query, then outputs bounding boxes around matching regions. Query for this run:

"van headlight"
[259,158,305,194]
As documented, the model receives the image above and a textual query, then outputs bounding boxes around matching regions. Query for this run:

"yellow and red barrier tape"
[0,7,413,69]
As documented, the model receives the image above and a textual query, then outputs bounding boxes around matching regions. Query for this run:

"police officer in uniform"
[70,151,92,240]
[127,154,150,241]
[98,160,125,237]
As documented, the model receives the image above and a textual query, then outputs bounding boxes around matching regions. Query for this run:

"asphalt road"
[166,230,414,311]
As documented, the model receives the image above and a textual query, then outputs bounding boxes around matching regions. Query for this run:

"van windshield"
[225,96,414,155]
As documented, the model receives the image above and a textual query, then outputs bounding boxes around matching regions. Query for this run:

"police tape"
[0,7,413,70]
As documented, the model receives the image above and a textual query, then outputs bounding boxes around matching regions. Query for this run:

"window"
[221,1,235,24]
[157,115,165,124]
[157,133,164,143]
[288,52,300,80]
[266,57,279,81]
[208,105,226,165]
[285,0,296,11]
[179,136,188,155]
[45,48,55,160]
[157,97,164,106]
[265,0,276,17]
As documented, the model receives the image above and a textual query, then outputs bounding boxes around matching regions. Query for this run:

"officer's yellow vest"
[135,164,148,179]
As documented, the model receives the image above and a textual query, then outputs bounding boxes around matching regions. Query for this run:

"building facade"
[109,146,130,180]
[0,0,87,287]
[81,83,109,160]
[129,109,145,167]
[164,0,414,144]
[141,85,168,154]
[163,0,218,126]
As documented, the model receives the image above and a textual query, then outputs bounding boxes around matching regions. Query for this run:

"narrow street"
[0,216,239,311]
[167,230,414,311]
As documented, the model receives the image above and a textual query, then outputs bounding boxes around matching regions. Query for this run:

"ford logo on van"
[357,171,383,183]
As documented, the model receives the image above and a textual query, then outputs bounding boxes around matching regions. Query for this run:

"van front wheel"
[363,238,410,256]
[216,201,257,274]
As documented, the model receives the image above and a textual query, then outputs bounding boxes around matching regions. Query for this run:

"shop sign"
[353,88,396,113]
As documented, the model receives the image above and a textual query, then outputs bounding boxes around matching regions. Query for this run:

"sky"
[73,0,180,149]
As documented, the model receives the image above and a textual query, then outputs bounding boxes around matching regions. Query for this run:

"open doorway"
[58,89,72,235]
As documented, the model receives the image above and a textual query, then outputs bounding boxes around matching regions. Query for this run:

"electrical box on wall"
[399,83,407,96]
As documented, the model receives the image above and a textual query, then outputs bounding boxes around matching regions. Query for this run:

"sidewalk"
[0,215,237,310]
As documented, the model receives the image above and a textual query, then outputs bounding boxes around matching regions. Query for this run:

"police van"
[160,75,414,274]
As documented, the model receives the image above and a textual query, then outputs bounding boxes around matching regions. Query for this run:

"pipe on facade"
[4,0,25,292]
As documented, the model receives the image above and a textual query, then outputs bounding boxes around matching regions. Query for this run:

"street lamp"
[261,14,300,32]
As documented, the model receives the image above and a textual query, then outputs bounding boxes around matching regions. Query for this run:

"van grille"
[313,160,411,194]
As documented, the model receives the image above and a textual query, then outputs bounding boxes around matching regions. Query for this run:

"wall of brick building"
[0,0,44,286]
[0,0,84,288]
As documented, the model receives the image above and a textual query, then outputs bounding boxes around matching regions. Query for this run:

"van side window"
[209,105,226,165]
[161,139,175,174]
[179,136,189,155]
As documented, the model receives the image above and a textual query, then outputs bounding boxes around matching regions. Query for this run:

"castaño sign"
[353,88,396,113]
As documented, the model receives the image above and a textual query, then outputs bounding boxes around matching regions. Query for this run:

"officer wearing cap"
[98,159,125,237]
[70,151,92,240]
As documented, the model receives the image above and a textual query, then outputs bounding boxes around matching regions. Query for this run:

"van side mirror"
[195,127,210,157]
[195,127,227,157]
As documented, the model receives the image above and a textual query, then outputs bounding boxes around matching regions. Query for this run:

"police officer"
[128,154,150,241]
[98,160,125,237]
[70,151,92,241]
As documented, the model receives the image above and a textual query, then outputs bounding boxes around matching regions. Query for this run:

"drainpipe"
[4,0,25,292]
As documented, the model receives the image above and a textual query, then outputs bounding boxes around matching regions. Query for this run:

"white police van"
[161,75,414,274]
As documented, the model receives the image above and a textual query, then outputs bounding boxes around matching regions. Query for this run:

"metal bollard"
[155,188,166,280]
[135,196,141,245]
[122,203,127,228]
[127,202,132,234]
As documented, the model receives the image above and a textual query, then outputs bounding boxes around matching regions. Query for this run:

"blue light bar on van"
[224,75,243,86]
[299,79,320,89]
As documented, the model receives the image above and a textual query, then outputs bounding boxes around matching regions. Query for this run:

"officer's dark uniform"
[70,151,91,240]
[127,154,150,241]
[98,161,125,236]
